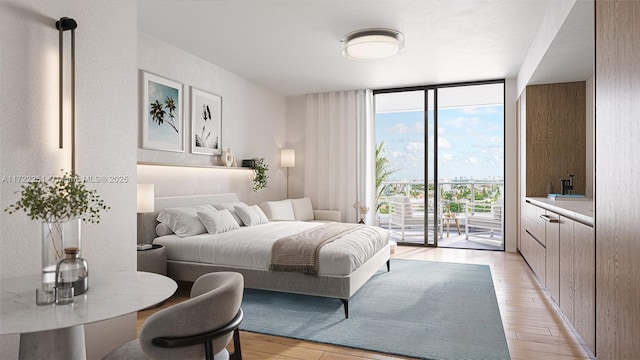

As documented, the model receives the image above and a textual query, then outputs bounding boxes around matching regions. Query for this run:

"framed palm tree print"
[190,87,222,155]
[141,71,184,152]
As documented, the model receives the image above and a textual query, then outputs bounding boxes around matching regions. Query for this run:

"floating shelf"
[137,161,253,170]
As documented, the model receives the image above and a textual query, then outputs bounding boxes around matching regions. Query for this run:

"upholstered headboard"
[141,193,240,244]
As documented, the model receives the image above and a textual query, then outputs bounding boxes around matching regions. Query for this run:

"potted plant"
[4,171,109,290]
[251,157,269,192]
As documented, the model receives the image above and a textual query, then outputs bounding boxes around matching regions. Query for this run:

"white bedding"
[154,221,388,276]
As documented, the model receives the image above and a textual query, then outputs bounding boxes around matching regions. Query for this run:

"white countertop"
[527,197,594,226]
[0,271,177,335]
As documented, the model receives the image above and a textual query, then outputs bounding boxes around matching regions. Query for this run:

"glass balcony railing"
[377,180,503,220]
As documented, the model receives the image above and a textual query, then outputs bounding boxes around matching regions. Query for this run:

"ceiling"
[137,0,590,97]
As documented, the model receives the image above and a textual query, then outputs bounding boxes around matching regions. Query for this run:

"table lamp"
[137,184,154,250]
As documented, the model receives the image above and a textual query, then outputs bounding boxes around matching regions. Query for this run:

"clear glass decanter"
[55,247,89,295]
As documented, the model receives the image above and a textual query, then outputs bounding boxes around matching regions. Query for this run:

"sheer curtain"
[304,90,375,223]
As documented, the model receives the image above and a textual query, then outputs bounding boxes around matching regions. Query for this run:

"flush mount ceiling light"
[341,28,404,61]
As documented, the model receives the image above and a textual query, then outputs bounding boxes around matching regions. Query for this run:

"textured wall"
[0,1,138,358]
[137,32,287,204]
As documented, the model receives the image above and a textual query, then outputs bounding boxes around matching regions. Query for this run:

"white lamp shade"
[137,184,155,213]
[342,28,404,61]
[281,149,295,168]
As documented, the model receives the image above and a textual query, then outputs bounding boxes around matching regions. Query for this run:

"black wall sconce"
[56,17,77,173]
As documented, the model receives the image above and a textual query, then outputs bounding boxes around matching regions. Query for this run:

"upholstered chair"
[104,272,244,360]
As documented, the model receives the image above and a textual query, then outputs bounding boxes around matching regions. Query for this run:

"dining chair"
[104,272,244,360]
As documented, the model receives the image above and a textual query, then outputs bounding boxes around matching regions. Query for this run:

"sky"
[375,105,504,181]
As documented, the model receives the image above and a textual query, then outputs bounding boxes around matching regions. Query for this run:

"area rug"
[239,259,510,360]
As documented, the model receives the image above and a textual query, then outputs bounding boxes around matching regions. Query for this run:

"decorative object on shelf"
[222,147,234,167]
[55,246,88,296]
[191,87,222,155]
[4,172,109,293]
[341,28,404,61]
[242,159,256,168]
[251,157,269,192]
[281,149,295,198]
[137,184,155,250]
[353,202,369,224]
[141,70,184,152]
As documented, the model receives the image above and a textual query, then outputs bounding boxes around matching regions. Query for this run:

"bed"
[141,194,391,318]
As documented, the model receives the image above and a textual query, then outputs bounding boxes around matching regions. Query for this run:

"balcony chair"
[388,195,435,240]
[465,199,503,241]
[104,272,244,360]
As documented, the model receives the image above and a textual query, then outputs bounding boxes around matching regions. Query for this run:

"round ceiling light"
[341,28,404,61]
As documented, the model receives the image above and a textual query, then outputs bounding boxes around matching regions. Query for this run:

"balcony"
[377,180,503,250]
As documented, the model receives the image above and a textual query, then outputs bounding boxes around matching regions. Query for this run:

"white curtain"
[304,90,375,223]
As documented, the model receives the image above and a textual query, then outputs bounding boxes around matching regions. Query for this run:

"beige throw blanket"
[270,223,363,276]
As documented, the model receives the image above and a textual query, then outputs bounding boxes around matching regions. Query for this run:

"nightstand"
[137,244,167,275]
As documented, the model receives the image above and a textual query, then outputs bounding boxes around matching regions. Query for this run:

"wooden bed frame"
[142,194,391,318]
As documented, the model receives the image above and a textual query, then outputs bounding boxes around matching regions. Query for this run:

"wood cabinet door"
[559,216,575,323]
[544,211,560,303]
[574,221,595,353]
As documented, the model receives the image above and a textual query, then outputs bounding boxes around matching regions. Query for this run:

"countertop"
[527,197,594,226]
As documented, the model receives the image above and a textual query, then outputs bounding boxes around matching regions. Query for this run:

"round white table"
[0,271,177,360]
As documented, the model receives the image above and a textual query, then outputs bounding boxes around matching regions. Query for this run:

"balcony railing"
[378,180,503,219]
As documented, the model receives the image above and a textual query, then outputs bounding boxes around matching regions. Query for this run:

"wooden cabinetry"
[524,82,586,197]
[520,201,595,355]
[573,221,595,352]
[521,202,546,283]
[544,212,560,303]
[559,217,575,323]
[595,2,640,357]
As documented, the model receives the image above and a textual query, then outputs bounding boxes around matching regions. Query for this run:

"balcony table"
[0,271,177,360]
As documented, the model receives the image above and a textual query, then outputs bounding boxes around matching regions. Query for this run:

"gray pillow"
[198,209,240,234]
[234,205,269,226]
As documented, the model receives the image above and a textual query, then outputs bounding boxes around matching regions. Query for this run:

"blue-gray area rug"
[240,259,510,360]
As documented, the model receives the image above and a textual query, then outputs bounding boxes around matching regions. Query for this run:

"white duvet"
[154,221,389,276]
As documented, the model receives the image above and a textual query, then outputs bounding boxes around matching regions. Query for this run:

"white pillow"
[235,205,269,226]
[291,197,314,221]
[260,199,295,221]
[198,209,240,234]
[212,202,246,226]
[157,204,217,237]
[155,223,174,236]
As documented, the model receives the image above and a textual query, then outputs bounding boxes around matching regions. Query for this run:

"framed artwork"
[190,87,222,155]
[141,71,184,152]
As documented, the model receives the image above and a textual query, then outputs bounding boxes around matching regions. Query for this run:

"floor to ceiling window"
[374,80,505,250]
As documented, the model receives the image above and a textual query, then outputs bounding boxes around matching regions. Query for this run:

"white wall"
[0,1,138,358]
[137,32,287,204]
[516,0,577,95]
[285,95,307,199]
[504,78,519,252]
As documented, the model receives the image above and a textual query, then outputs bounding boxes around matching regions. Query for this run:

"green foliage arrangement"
[251,157,269,192]
[4,172,110,224]
[376,142,398,212]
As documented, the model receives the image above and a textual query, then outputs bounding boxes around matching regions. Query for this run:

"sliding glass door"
[375,80,504,250]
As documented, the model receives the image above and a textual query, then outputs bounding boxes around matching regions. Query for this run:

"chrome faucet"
[560,175,574,195]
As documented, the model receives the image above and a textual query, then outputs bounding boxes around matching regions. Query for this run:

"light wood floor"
[138,246,593,360]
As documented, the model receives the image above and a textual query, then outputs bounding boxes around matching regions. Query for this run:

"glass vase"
[41,219,81,291]
[56,247,89,295]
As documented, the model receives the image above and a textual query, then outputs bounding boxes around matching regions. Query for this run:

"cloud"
[438,137,452,149]
[444,116,480,128]
[466,157,479,164]
[441,152,454,162]
[387,122,409,134]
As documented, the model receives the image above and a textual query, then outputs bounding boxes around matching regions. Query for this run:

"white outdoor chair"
[465,199,503,240]
[388,195,434,240]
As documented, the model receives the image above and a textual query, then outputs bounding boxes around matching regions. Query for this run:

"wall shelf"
[137,161,253,170]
